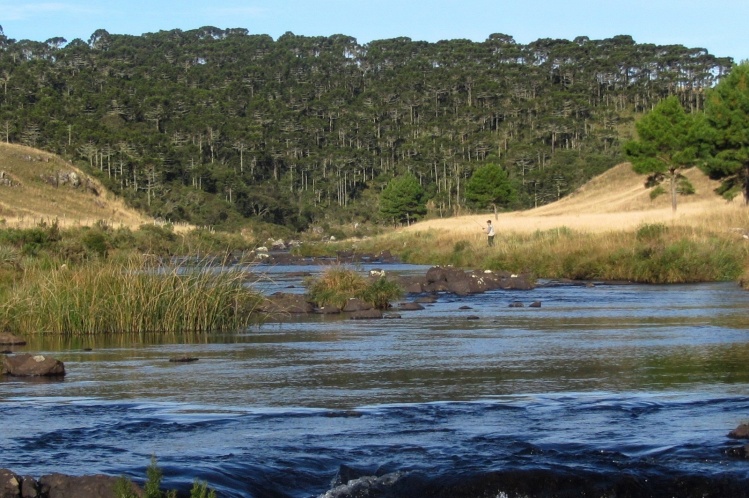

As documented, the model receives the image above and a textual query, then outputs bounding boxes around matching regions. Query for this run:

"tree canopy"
[701,62,749,203]
[379,174,426,225]
[624,96,698,211]
[465,163,517,215]
[0,27,734,229]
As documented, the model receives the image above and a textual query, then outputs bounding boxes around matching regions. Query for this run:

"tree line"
[0,25,734,229]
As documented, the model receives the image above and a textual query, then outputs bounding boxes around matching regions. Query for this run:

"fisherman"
[485,220,495,247]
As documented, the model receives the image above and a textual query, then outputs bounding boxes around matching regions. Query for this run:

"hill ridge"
[0,143,151,229]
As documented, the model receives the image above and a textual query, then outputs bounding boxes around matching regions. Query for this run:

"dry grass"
[348,163,749,283]
[0,142,158,230]
[405,163,748,236]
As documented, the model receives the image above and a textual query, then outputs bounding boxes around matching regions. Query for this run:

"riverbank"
[331,164,749,286]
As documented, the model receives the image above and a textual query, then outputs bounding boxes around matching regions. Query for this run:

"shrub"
[357,276,403,309]
[306,267,403,309]
[306,267,368,309]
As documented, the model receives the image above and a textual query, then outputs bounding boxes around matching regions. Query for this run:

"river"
[1,264,749,497]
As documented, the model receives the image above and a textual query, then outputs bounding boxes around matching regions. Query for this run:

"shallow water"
[2,266,749,497]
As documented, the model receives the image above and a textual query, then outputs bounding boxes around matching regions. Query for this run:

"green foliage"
[0,29,731,227]
[190,480,217,498]
[624,96,700,210]
[306,267,369,309]
[465,163,517,210]
[379,174,426,225]
[649,185,666,200]
[305,267,402,309]
[702,62,749,202]
[636,223,668,241]
[144,456,165,498]
[115,457,216,498]
[356,276,403,310]
[0,255,263,334]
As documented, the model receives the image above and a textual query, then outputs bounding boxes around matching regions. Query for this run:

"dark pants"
[488,235,495,247]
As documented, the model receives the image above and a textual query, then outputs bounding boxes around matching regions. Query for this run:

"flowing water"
[2,264,749,497]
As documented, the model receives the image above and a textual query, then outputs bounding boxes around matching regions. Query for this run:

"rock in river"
[1,353,65,377]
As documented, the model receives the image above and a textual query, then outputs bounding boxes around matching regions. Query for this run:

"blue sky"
[1,0,746,62]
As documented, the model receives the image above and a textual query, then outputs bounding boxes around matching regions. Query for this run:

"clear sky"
[1,0,746,62]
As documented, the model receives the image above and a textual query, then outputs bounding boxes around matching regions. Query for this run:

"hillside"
[0,143,152,229]
[405,162,747,235]
[0,30,732,228]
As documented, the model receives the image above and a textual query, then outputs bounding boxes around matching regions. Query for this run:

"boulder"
[0,333,26,345]
[422,266,536,295]
[0,468,22,497]
[729,423,749,439]
[342,298,373,312]
[2,354,65,377]
[396,302,424,311]
[22,474,39,497]
[39,473,142,498]
[414,295,438,304]
[259,293,314,314]
[168,356,198,363]
[349,309,383,320]
[315,305,342,315]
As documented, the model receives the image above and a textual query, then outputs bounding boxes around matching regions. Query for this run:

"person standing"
[485,220,495,247]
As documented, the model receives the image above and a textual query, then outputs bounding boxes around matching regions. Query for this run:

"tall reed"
[0,255,262,335]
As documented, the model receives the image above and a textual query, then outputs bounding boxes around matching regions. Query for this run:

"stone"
[0,468,22,497]
[2,354,65,377]
[396,302,424,311]
[342,298,373,312]
[259,293,314,314]
[39,473,141,498]
[0,333,26,346]
[729,423,749,439]
[349,309,383,320]
[168,356,198,363]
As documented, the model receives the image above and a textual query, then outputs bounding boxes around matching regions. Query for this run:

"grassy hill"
[0,143,151,229]
[407,162,748,236]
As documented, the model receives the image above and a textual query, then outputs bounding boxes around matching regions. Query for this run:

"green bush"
[306,267,403,309]
[357,276,403,310]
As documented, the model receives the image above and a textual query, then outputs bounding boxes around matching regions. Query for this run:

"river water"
[2,264,749,497]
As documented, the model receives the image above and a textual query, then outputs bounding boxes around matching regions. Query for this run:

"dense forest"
[0,26,734,230]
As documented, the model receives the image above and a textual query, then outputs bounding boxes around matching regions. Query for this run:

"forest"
[0,26,734,230]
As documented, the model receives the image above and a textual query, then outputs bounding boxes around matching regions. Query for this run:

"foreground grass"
[338,213,749,285]
[0,255,262,335]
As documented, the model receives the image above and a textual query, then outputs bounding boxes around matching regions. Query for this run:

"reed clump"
[305,266,402,309]
[0,255,263,335]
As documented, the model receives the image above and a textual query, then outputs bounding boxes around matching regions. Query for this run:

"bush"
[357,276,403,309]
[306,267,403,309]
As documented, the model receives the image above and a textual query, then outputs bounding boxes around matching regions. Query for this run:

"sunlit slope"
[0,143,151,228]
[405,162,745,234]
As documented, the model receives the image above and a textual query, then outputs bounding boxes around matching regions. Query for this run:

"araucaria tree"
[465,163,517,218]
[624,96,697,212]
[379,174,426,225]
[702,62,749,204]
